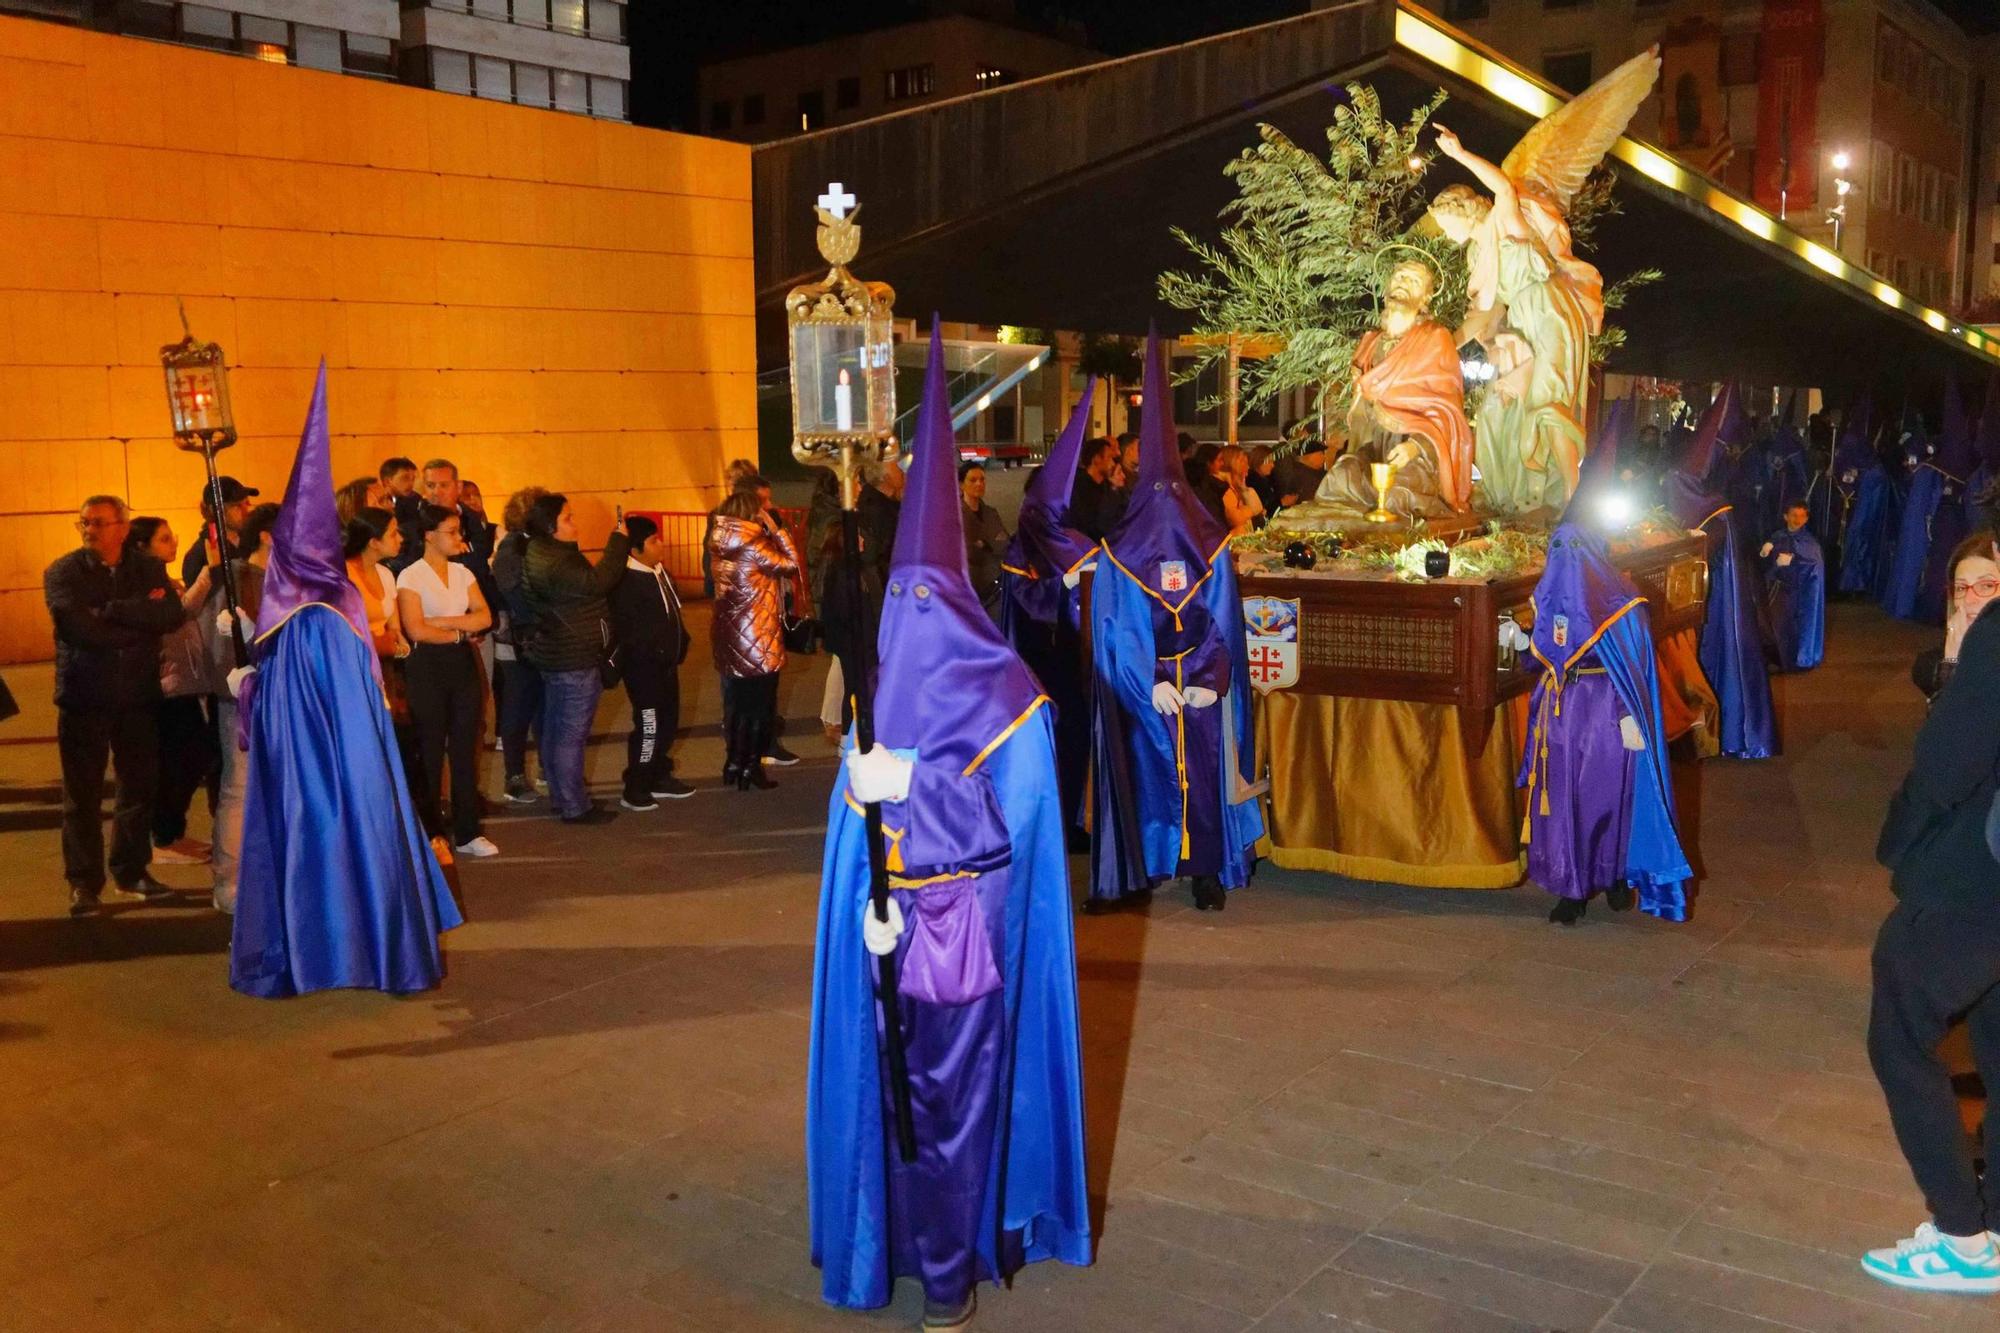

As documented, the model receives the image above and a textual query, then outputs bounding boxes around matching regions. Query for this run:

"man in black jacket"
[45,496,185,916]
[179,476,258,587]
[1864,540,2000,1292]
[611,516,691,809]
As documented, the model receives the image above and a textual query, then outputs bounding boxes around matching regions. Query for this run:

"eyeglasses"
[1953,578,2000,600]
[76,517,128,531]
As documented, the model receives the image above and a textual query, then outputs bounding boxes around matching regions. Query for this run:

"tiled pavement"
[2,600,1996,1332]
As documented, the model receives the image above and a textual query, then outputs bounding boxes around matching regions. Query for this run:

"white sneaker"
[455,836,500,859]
[1861,1222,2000,1293]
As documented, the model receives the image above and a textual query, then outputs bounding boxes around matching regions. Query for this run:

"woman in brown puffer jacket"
[707,488,799,790]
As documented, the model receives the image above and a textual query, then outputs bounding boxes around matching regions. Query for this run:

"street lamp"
[159,305,247,664]
[1830,149,1852,172]
[784,182,915,1165]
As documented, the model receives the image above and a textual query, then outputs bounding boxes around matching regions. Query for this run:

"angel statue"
[1428,46,1660,516]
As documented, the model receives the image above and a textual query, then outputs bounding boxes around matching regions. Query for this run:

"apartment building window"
[516,63,550,108]
[296,24,340,72]
[1900,41,1923,100]
[1943,175,1959,231]
[549,0,585,35]
[1992,242,2000,266]
[1542,50,1593,96]
[1442,0,1490,18]
[587,0,622,39]
[344,32,393,77]
[1719,33,1758,87]
[472,0,507,19]
[711,100,733,131]
[590,77,624,119]
[836,76,861,110]
[885,64,933,101]
[1867,249,1888,277]
[1870,141,1894,207]
[1898,154,1918,216]
[973,66,1016,89]
[1893,256,1912,290]
[797,88,825,132]
[179,4,232,50]
[553,68,586,113]
[743,93,765,126]
[475,55,509,100]
[1877,22,1900,84]
[1922,164,1942,227]
[118,1,176,39]
[431,48,472,95]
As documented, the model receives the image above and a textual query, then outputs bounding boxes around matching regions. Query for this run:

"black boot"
[1548,897,1587,926]
[1192,876,1225,911]
[1604,884,1635,912]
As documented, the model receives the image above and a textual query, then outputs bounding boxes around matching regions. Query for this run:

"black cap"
[198,476,260,517]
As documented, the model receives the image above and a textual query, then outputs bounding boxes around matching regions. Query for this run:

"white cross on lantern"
[817,181,857,219]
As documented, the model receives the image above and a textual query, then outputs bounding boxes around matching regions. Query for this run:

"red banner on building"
[1754,0,1826,213]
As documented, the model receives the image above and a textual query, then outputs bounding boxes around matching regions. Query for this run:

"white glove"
[1181,686,1218,709]
[1151,681,1184,715]
[861,897,905,957]
[1498,620,1532,652]
[226,665,257,699]
[846,745,913,805]
[216,607,255,639]
[1062,560,1097,590]
[1776,552,1793,568]
[1758,542,1774,558]
[1618,715,1646,752]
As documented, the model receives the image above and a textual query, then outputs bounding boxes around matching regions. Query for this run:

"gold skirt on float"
[1256,693,1524,889]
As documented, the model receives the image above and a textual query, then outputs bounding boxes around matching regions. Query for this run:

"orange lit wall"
[0,16,754,663]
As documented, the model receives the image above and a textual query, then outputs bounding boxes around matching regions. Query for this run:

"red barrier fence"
[627,508,813,612]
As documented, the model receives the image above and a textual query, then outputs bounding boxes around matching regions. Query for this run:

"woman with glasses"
[396,504,497,859]
[1913,533,2000,704]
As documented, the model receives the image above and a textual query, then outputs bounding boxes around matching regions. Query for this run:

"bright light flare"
[1597,491,1636,528]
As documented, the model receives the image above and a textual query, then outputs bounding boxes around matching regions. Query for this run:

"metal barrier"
[629,508,813,612]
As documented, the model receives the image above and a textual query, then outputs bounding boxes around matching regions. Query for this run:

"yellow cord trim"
[1175,655,1190,861]
[1697,504,1733,531]
[962,694,1051,776]
[251,599,373,650]
[1522,595,1644,826]
[1000,563,1036,579]
[1098,537,1231,629]
[887,870,981,889]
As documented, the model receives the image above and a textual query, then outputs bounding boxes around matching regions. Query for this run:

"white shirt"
[396,558,473,619]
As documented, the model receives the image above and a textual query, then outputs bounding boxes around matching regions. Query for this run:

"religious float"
[1159,49,1711,888]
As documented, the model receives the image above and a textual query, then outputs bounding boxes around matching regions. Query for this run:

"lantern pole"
[787,185,917,1164]
[161,308,247,665]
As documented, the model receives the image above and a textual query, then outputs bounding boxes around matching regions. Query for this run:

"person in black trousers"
[610,515,691,810]
[44,496,185,916]
[395,504,497,859]
[1863,532,2000,1292]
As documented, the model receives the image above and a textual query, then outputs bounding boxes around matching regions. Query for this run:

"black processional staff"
[160,302,247,666]
[787,183,916,1163]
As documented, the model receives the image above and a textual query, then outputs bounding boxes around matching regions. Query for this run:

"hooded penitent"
[1000,384,1097,838]
[1833,396,1890,594]
[231,365,461,998]
[1520,443,1692,918]
[1088,329,1263,901]
[806,323,1090,1314]
[1915,380,1980,624]
[1665,384,1778,759]
[1970,376,2000,533]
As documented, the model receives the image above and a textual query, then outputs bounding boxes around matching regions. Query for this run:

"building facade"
[698,13,1097,143]
[0,0,628,119]
[1399,0,1987,308]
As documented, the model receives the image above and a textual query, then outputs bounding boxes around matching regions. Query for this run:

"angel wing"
[1502,46,1661,212]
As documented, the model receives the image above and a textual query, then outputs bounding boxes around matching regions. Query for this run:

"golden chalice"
[1365,460,1398,524]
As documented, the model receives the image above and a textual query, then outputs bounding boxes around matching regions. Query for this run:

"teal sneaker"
[1862,1223,2000,1293]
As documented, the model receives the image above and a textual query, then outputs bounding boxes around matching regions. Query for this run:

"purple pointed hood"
[1771,393,1805,465]
[1005,381,1098,581]
[257,364,370,651]
[1937,378,1978,479]
[873,321,1044,771]
[1595,398,1632,469]
[1664,385,1737,527]
[1833,395,1874,479]
[1103,328,1226,590]
[1531,511,1641,674]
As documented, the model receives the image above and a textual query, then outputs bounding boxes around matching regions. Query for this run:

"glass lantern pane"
[792,323,868,436]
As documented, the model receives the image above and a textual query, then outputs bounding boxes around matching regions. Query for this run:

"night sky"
[630,1,2000,134]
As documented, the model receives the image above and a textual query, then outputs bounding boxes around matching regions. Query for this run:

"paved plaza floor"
[3,600,1997,1332]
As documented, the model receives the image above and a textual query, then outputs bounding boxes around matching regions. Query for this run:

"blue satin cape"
[1882,462,1944,622]
[1764,527,1826,671]
[231,605,462,998]
[1837,463,1895,595]
[1087,544,1263,900]
[806,708,1091,1309]
[1697,507,1779,759]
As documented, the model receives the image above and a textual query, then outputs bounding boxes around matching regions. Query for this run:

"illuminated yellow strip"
[1390,3,2000,367]
[963,694,1051,776]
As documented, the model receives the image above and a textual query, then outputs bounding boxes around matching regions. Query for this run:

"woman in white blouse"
[396,504,496,859]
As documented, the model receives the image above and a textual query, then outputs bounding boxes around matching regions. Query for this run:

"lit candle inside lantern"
[834,367,854,431]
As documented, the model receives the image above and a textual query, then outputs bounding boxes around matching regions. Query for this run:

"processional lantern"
[787,181,899,499]
[160,304,247,663]
[784,183,917,1164]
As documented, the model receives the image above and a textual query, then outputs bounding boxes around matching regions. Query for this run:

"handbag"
[782,574,820,655]
[597,617,622,690]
